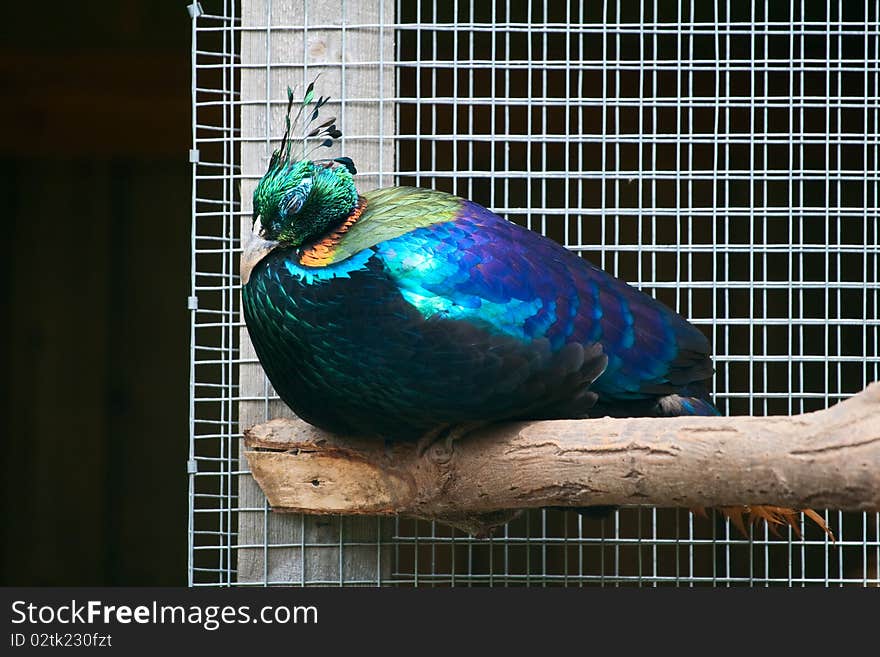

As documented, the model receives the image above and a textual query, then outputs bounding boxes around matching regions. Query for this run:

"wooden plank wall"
[237,0,396,584]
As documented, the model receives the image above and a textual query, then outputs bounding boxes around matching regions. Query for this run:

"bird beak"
[241,215,279,286]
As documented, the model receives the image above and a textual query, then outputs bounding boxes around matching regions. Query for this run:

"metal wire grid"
[189,0,880,586]
[188,0,240,586]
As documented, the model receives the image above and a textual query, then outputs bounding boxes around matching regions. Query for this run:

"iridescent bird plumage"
[251,83,359,246]
[241,82,832,540]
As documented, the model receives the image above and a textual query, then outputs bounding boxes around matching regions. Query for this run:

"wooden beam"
[244,383,880,537]
[238,0,396,584]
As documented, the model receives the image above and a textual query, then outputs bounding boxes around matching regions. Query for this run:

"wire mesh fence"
[189,0,880,586]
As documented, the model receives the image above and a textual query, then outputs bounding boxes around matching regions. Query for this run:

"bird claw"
[416,422,486,464]
[705,505,835,542]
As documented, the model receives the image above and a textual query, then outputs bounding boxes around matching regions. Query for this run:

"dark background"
[1,3,190,585]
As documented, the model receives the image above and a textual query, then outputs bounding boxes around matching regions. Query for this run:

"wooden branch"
[244,383,880,536]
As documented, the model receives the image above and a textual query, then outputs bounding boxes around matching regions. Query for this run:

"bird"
[242,84,831,540]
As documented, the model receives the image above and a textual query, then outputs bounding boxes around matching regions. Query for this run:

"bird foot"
[692,505,835,541]
[416,421,486,465]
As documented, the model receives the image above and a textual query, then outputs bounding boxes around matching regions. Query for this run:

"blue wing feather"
[374,199,715,415]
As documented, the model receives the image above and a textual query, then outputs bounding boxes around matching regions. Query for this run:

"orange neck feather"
[298,197,367,267]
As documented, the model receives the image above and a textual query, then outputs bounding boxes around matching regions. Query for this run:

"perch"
[244,382,880,536]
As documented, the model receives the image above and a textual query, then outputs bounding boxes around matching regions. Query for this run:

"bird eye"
[280,191,304,217]
[280,177,314,217]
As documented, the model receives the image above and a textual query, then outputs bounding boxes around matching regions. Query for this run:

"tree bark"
[243,382,880,536]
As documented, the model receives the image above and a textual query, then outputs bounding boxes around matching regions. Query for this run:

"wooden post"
[238,0,395,584]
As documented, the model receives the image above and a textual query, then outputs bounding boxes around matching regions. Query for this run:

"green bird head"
[252,83,359,246]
